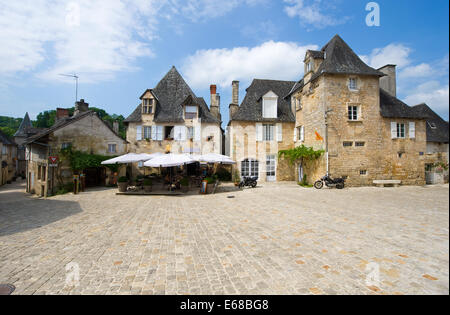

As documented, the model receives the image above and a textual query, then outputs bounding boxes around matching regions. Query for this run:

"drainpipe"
[325,109,333,176]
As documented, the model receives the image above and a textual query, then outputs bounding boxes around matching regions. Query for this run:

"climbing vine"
[278,145,325,166]
[60,146,117,172]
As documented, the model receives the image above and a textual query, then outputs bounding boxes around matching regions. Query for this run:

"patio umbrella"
[195,153,236,165]
[101,153,164,165]
[144,154,196,168]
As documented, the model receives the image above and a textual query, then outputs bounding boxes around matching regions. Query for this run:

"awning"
[144,154,197,168]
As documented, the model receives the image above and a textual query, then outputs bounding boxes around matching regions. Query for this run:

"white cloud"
[361,43,412,69]
[181,41,318,89]
[0,0,264,84]
[404,81,449,119]
[283,0,349,28]
[400,63,433,79]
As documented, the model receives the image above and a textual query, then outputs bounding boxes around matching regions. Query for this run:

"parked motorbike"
[314,175,346,190]
[239,177,258,189]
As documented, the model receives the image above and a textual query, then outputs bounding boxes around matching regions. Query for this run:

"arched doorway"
[241,158,259,179]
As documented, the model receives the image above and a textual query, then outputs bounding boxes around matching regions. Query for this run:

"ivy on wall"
[60,146,118,172]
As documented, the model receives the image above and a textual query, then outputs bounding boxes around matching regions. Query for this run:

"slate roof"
[412,103,449,143]
[311,35,385,82]
[124,67,220,124]
[306,50,325,60]
[0,129,14,145]
[379,89,428,120]
[25,111,125,145]
[14,113,33,137]
[231,79,296,123]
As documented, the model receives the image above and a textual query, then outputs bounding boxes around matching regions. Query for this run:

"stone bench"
[373,180,402,188]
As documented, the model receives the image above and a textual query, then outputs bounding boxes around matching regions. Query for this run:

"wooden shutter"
[256,123,263,142]
[157,126,164,141]
[174,126,181,141]
[301,126,305,142]
[181,126,187,141]
[151,126,157,140]
[277,124,283,142]
[136,125,142,141]
[409,122,416,139]
[391,122,397,139]
[294,127,298,142]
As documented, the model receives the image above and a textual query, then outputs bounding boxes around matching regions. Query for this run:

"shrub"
[205,177,216,184]
[180,177,189,187]
[233,169,241,183]
[143,179,153,186]
[215,168,232,182]
[118,176,128,183]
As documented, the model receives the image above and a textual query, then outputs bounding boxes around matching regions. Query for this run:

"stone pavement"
[0,180,448,295]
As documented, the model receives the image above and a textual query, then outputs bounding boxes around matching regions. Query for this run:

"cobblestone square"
[0,181,448,295]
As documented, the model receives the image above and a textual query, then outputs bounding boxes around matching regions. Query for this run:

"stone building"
[227,79,296,182]
[0,129,17,185]
[24,100,127,196]
[14,112,43,178]
[287,35,429,186]
[124,66,223,176]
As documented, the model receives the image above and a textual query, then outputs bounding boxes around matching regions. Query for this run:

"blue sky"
[0,0,448,127]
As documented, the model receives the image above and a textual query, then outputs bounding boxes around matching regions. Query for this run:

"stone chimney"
[113,121,119,134]
[229,81,240,120]
[74,99,89,116]
[56,108,70,122]
[210,85,221,121]
[378,65,397,97]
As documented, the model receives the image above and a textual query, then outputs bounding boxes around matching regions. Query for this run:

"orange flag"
[315,131,324,141]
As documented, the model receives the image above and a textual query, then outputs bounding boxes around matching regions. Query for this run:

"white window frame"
[266,155,276,182]
[397,123,406,139]
[298,126,305,142]
[143,126,152,140]
[108,144,117,154]
[348,105,360,121]
[241,159,259,178]
[263,124,275,141]
[185,106,198,120]
[349,78,358,90]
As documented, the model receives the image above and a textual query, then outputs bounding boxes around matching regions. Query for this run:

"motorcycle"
[314,175,346,190]
[239,177,258,189]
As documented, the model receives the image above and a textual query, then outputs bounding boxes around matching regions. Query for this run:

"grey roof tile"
[231,79,296,123]
[379,89,428,120]
[412,103,449,143]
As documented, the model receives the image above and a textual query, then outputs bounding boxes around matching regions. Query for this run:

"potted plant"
[143,178,153,193]
[118,176,128,192]
[205,177,216,194]
[234,169,241,187]
[180,177,189,193]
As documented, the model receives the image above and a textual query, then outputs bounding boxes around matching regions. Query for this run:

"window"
[165,126,174,140]
[241,159,259,178]
[187,127,194,140]
[343,142,353,147]
[297,126,305,142]
[155,126,163,141]
[37,165,42,180]
[143,99,153,114]
[360,170,367,176]
[61,143,72,150]
[266,155,276,181]
[185,106,198,120]
[428,122,437,129]
[397,123,406,138]
[295,98,302,111]
[348,106,359,121]
[349,78,358,90]
[263,124,275,141]
[108,144,117,153]
[306,60,314,73]
[355,142,365,147]
[2,146,7,155]
[143,126,152,140]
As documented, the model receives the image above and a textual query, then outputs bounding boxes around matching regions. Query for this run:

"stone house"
[227,79,296,182]
[14,112,43,178]
[24,100,127,197]
[0,130,17,185]
[124,66,223,176]
[287,35,429,186]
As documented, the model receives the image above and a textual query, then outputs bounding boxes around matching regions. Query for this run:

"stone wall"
[293,74,427,186]
[229,121,295,182]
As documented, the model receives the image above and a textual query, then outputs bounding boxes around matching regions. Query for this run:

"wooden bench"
[373,180,402,188]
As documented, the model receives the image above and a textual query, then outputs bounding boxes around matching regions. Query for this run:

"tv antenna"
[59,73,79,103]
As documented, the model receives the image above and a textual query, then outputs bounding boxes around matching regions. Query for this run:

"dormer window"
[143,99,154,114]
[262,91,278,119]
[428,122,437,129]
[185,106,198,120]
[306,60,314,73]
